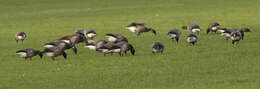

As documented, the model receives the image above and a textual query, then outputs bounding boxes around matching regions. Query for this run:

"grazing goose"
[15,31,26,44]
[59,32,86,45]
[40,46,67,60]
[230,31,242,45]
[105,33,128,43]
[75,29,97,40]
[84,29,97,40]
[221,28,236,40]
[125,22,156,36]
[16,48,42,59]
[85,39,107,51]
[44,40,77,54]
[113,41,135,56]
[182,23,201,35]
[152,41,164,54]
[187,34,198,45]
[96,41,135,56]
[222,28,251,40]
[207,22,221,34]
[167,29,181,43]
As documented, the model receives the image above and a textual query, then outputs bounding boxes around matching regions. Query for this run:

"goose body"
[41,46,67,60]
[230,31,242,44]
[44,40,77,54]
[168,29,181,43]
[187,34,198,45]
[15,31,27,44]
[182,23,200,34]
[16,48,42,59]
[152,41,164,54]
[96,41,135,56]
[125,22,156,36]
[59,33,86,45]
[85,39,107,51]
[207,22,221,34]
[105,34,128,43]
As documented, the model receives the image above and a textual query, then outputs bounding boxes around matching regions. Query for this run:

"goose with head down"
[125,22,156,36]
[152,41,164,54]
[182,23,201,35]
[16,48,42,59]
[187,34,198,45]
[168,29,181,43]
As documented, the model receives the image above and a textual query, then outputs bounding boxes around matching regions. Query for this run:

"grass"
[0,0,260,89]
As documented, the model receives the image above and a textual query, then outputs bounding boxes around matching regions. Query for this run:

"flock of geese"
[15,22,251,60]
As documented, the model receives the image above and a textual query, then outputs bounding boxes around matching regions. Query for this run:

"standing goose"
[85,39,107,51]
[187,34,198,45]
[207,22,221,34]
[152,41,164,54]
[168,29,181,43]
[40,43,67,60]
[44,40,77,54]
[16,48,42,59]
[105,33,128,43]
[15,31,26,44]
[125,22,156,36]
[182,23,201,35]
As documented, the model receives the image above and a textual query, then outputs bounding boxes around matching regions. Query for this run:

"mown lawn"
[0,0,260,89]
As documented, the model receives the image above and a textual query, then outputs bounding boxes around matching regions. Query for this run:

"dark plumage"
[230,31,242,45]
[44,40,77,54]
[16,48,42,59]
[85,39,107,51]
[15,31,26,44]
[125,22,156,36]
[168,29,181,43]
[182,23,201,35]
[187,34,198,45]
[152,41,164,54]
[59,33,86,45]
[96,41,135,56]
[207,22,221,34]
[105,33,128,43]
[40,46,67,60]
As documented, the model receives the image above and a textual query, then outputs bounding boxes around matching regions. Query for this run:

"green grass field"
[1,0,260,89]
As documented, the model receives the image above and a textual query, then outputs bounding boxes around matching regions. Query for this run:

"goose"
[96,41,135,56]
[105,33,128,43]
[187,34,198,45]
[125,22,156,36]
[207,22,221,34]
[40,46,67,60]
[222,28,251,40]
[167,29,181,43]
[230,31,242,45]
[59,33,86,46]
[15,31,26,44]
[182,23,201,35]
[85,39,107,51]
[84,29,97,40]
[221,28,236,40]
[16,48,42,59]
[44,40,77,54]
[75,29,97,40]
[152,41,164,54]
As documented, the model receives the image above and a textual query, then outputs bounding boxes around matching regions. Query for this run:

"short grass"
[0,0,260,89]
